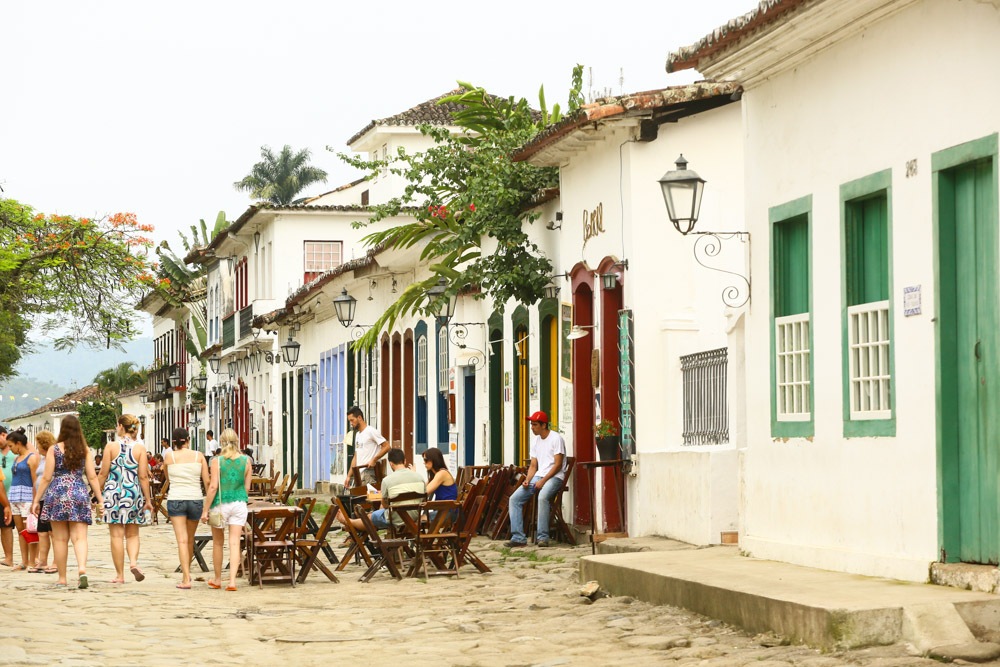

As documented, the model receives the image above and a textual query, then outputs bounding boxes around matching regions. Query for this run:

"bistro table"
[578,459,627,554]
[244,502,303,586]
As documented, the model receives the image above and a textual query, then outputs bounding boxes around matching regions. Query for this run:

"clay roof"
[346,90,469,146]
[666,0,813,73]
[4,384,103,421]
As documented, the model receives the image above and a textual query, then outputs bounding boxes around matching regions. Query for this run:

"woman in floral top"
[201,428,251,591]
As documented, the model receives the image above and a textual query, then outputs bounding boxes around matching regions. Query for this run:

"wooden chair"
[251,463,266,476]
[279,472,299,504]
[246,506,298,587]
[355,505,409,582]
[332,496,373,572]
[295,505,339,584]
[409,500,461,579]
[549,457,576,546]
[488,468,524,540]
[456,494,491,573]
[273,474,290,501]
[151,477,170,524]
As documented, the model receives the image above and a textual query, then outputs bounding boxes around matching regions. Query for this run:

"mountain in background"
[0,338,152,421]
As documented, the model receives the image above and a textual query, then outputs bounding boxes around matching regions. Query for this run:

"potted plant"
[595,419,620,461]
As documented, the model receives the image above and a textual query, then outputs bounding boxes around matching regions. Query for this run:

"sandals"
[78,574,88,589]
[225,584,238,591]
[207,581,221,589]
[130,566,145,582]
[27,566,43,573]
[42,567,58,574]
[11,564,26,571]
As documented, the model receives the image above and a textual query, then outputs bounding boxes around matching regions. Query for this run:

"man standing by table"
[505,411,567,549]
[343,406,390,488]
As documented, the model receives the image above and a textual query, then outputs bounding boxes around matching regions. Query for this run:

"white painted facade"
[693,0,1000,581]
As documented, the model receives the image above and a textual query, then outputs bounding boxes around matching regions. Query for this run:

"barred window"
[438,325,448,392]
[681,347,729,445]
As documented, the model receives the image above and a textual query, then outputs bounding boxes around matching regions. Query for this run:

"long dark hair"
[57,415,89,471]
[423,447,448,481]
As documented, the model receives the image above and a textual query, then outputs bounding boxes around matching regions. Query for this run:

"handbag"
[208,509,225,528]
[25,512,38,533]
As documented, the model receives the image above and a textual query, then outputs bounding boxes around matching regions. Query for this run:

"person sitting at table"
[201,428,251,592]
[335,448,424,532]
[422,447,457,502]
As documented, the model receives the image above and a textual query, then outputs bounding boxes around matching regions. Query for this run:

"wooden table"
[578,459,627,554]
[245,503,303,587]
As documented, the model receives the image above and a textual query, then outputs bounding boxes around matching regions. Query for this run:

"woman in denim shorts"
[163,427,209,589]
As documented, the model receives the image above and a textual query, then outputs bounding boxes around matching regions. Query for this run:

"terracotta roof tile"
[346,90,469,146]
[4,384,103,421]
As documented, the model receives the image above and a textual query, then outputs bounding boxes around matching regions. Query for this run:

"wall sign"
[903,285,921,317]
[582,202,605,247]
[618,309,636,456]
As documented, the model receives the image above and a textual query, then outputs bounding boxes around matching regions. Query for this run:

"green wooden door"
[941,158,1000,564]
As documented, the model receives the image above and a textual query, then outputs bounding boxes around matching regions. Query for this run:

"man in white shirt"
[505,411,567,548]
[343,406,390,488]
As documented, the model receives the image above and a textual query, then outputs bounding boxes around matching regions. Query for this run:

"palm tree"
[93,362,147,396]
[233,145,328,205]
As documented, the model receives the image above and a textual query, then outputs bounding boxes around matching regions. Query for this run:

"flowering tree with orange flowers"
[0,197,162,377]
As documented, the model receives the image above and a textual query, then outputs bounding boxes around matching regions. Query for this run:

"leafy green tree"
[233,145,328,205]
[93,362,147,399]
[335,67,584,349]
[0,199,158,377]
[78,400,117,451]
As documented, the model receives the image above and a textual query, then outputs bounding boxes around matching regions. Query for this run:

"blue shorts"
[370,509,390,529]
[167,499,203,521]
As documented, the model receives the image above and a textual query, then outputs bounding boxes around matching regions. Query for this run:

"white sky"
[2,0,757,252]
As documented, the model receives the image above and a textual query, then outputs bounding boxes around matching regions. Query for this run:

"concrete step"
[579,544,1000,651]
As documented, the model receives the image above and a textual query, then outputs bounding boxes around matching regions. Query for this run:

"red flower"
[469,204,476,212]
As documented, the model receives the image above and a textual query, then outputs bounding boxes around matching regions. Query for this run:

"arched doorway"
[598,257,625,532]
[571,267,595,525]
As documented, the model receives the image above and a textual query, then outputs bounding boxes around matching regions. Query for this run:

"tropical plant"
[78,400,117,450]
[93,362,147,398]
[233,145,328,205]
[336,66,585,350]
[595,419,618,439]
[0,199,159,377]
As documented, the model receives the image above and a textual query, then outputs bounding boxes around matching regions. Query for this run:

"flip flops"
[176,583,191,589]
[27,567,43,573]
[207,581,221,589]
[225,585,237,591]
[130,566,145,582]
[42,567,58,574]
[78,574,88,589]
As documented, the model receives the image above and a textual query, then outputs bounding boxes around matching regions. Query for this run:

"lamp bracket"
[691,231,751,308]
[449,322,487,370]
[349,324,374,341]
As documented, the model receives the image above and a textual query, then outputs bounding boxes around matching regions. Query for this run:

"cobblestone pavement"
[1,522,996,666]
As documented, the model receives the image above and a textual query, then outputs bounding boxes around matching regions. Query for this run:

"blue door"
[464,373,475,466]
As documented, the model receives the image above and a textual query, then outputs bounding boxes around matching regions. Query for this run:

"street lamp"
[262,335,301,367]
[139,393,148,405]
[191,373,208,391]
[425,277,457,324]
[567,324,597,340]
[43,420,50,432]
[333,287,357,327]
[657,154,706,235]
[168,369,181,388]
[154,378,166,393]
[208,353,222,374]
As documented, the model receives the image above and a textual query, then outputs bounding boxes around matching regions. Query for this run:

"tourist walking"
[0,425,15,567]
[343,406,389,488]
[201,428,251,591]
[31,431,55,573]
[163,427,209,589]
[97,414,152,584]
[7,430,38,570]
[31,415,103,588]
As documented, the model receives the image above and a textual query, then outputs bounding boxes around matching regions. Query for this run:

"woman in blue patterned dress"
[31,415,103,589]
[97,414,151,584]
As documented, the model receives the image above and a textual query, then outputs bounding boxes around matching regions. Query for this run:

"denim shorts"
[167,499,204,520]
[370,508,390,529]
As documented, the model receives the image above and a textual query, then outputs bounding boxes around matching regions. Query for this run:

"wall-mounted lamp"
[546,211,563,231]
[658,155,750,307]
[391,276,398,294]
[262,335,301,367]
[208,353,222,374]
[253,230,261,254]
[191,373,208,392]
[567,324,597,340]
[544,272,568,300]
[425,277,457,325]
[367,279,377,301]
[333,287,357,327]
[43,420,50,432]
[154,378,166,393]
[168,369,181,388]
[139,393,148,405]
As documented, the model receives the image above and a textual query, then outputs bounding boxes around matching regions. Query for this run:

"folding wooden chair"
[279,472,299,504]
[549,457,577,546]
[152,477,170,524]
[355,505,409,582]
[295,505,339,584]
[246,506,298,587]
[409,500,461,579]
[456,480,491,573]
[332,496,373,572]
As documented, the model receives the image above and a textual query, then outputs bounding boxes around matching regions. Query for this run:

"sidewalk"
[581,538,1000,659]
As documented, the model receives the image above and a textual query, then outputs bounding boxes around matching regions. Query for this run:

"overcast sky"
[3,0,757,253]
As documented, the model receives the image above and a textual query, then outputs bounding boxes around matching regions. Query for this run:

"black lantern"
[600,273,619,291]
[43,420,50,431]
[253,230,261,254]
[281,336,301,367]
[191,373,208,391]
[139,393,148,404]
[426,277,457,324]
[168,369,181,388]
[154,378,165,393]
[658,154,706,235]
[333,287,357,327]
[227,359,238,378]
[544,283,560,300]
[208,353,221,374]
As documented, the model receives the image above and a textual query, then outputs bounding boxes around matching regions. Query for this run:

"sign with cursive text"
[582,203,605,246]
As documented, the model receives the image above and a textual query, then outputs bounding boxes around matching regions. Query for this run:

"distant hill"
[0,338,153,420]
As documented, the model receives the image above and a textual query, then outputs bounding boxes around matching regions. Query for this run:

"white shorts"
[211,501,248,527]
[10,502,31,518]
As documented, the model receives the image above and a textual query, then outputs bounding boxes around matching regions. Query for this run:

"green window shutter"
[846,194,889,305]
[776,215,809,316]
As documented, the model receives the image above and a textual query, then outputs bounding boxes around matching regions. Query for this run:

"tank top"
[433,481,458,502]
[166,450,204,501]
[9,453,34,502]
[213,455,249,507]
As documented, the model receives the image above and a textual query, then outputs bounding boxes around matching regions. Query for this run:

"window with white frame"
[417,335,427,397]
[773,211,811,422]
[438,325,448,393]
[368,349,378,425]
[357,348,368,408]
[845,191,891,420]
[303,241,342,283]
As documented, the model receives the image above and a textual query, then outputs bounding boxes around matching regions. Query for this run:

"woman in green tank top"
[200,428,251,591]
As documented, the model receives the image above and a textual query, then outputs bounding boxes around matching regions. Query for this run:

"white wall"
[740,0,1000,580]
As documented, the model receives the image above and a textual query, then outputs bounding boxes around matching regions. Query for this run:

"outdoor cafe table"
[244,502,303,586]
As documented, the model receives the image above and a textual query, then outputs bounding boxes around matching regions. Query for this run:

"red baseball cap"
[526,411,549,423]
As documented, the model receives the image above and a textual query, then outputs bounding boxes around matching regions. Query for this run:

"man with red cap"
[505,411,567,548]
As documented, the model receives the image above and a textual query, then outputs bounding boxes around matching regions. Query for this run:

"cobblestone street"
[1,522,991,666]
